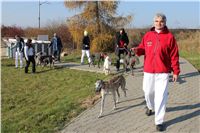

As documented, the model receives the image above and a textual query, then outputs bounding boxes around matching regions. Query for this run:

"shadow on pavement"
[166,103,200,112]
[117,96,144,104]
[165,103,200,129]
[100,100,146,118]
[179,71,200,78]
[165,109,200,128]
[169,71,199,84]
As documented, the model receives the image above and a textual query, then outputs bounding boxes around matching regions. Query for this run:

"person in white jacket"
[24,39,36,73]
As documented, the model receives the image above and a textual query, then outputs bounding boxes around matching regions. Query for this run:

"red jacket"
[135,26,180,75]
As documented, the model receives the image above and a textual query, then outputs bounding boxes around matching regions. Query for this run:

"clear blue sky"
[1,0,200,29]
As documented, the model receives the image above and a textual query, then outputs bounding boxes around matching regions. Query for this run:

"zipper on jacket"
[153,33,160,73]
[154,33,160,53]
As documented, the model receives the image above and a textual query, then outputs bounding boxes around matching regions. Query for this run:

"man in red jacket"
[132,13,180,131]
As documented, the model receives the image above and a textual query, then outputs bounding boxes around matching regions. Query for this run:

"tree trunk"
[95,1,101,34]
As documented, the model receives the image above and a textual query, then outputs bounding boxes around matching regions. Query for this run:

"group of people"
[81,13,180,131]
[12,33,63,73]
[12,13,180,132]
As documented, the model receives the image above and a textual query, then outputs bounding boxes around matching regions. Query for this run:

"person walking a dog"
[49,33,63,62]
[115,28,129,71]
[11,35,25,68]
[81,30,91,65]
[24,39,36,73]
[132,13,180,131]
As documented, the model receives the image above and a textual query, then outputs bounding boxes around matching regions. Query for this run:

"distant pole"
[38,0,49,29]
[74,8,76,50]
[38,0,40,28]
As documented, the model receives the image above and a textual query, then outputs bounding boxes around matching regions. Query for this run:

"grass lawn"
[1,58,108,133]
[179,51,200,72]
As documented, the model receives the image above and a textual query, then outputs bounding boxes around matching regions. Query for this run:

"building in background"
[1,38,51,58]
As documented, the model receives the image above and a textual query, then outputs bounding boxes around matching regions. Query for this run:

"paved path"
[59,57,200,133]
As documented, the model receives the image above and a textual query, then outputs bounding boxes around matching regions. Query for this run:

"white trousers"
[15,51,23,68]
[143,72,169,125]
[81,50,91,63]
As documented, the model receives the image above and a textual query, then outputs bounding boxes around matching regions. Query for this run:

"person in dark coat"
[81,30,91,65]
[24,39,36,73]
[49,33,63,62]
[115,28,129,71]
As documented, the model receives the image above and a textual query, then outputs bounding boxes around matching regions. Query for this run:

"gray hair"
[154,13,167,23]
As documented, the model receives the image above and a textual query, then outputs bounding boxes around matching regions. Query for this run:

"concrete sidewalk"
[59,57,200,133]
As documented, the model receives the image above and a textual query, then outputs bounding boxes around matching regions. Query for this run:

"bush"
[91,33,115,52]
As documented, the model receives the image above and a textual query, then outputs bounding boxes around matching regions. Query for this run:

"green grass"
[62,51,81,63]
[1,58,109,133]
[176,30,200,72]
[179,50,200,72]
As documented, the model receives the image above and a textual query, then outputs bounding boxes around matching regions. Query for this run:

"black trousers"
[25,56,36,73]
[53,50,61,61]
[116,49,125,70]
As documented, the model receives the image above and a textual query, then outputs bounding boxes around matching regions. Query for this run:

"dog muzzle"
[95,81,103,92]
[95,84,102,92]
[95,86,102,92]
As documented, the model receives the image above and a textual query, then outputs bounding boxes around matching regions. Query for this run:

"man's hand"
[172,74,178,82]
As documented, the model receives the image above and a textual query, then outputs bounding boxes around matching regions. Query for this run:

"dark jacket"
[57,37,63,51]
[82,36,90,50]
[12,37,24,52]
[116,32,129,48]
[49,36,63,51]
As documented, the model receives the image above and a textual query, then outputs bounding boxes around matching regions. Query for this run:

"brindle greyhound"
[95,75,127,118]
